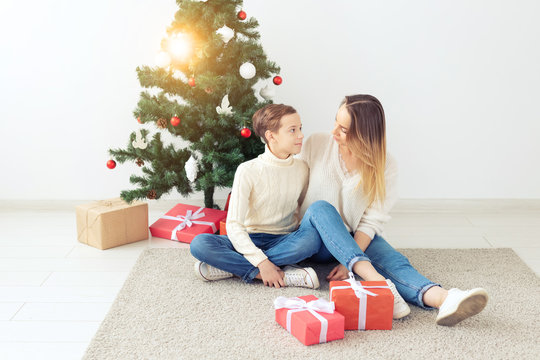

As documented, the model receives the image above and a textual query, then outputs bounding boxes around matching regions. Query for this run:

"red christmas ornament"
[273,76,283,85]
[188,77,196,87]
[106,160,116,169]
[240,127,251,138]
[137,116,141,123]
[237,10,247,20]
[170,116,181,127]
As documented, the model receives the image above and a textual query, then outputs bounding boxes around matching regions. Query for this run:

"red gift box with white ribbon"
[274,295,345,346]
[329,273,394,330]
[149,203,227,244]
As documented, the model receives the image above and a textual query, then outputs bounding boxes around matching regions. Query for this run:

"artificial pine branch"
[110,0,277,207]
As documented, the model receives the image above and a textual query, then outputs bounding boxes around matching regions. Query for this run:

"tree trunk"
[204,186,215,209]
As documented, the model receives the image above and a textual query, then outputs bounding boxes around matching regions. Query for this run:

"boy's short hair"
[252,104,297,144]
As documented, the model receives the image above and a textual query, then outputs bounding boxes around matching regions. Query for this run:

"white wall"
[1,0,539,200]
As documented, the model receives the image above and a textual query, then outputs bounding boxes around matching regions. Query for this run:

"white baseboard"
[1,198,539,213]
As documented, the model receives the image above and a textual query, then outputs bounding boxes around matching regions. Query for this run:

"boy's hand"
[258,259,285,288]
[326,264,349,281]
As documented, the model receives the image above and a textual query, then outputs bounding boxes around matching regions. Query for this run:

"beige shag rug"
[84,248,539,360]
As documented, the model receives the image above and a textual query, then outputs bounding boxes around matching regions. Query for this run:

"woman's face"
[332,104,351,146]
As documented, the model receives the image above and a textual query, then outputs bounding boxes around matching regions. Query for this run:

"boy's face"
[268,112,304,158]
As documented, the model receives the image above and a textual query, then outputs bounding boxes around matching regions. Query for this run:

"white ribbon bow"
[274,296,335,344]
[160,207,217,241]
[329,272,390,330]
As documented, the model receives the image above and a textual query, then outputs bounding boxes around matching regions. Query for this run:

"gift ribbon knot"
[274,296,335,343]
[160,207,217,241]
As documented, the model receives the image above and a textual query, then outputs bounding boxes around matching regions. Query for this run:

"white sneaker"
[436,288,488,326]
[194,261,234,282]
[282,265,320,289]
[385,279,411,319]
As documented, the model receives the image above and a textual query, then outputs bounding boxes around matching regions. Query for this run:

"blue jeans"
[190,215,322,283]
[303,200,439,309]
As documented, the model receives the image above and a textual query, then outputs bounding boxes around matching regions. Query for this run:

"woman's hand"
[258,259,285,288]
[326,264,349,281]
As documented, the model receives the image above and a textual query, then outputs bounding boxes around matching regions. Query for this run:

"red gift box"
[329,277,394,330]
[149,203,227,244]
[219,220,227,235]
[274,295,344,346]
[220,192,231,235]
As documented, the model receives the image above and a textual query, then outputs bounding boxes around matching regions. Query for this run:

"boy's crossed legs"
[190,223,322,288]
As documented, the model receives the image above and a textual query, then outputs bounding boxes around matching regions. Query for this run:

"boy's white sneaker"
[194,261,234,282]
[436,288,488,326]
[282,265,320,289]
[385,279,411,319]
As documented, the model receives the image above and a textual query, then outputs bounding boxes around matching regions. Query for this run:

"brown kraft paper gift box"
[76,198,148,250]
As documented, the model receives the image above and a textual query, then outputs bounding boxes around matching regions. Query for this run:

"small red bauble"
[240,127,251,138]
[188,77,195,87]
[137,116,141,123]
[273,76,282,85]
[107,160,116,169]
[171,116,181,126]
[237,10,247,20]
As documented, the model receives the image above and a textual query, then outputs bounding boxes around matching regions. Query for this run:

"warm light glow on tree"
[167,33,193,61]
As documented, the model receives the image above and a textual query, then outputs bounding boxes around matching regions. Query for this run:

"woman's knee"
[305,200,337,217]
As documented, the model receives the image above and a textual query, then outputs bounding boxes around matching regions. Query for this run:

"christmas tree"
[109,0,280,208]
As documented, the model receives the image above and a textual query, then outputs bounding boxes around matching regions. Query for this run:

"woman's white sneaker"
[194,261,234,281]
[436,288,488,326]
[385,279,411,319]
[282,265,320,289]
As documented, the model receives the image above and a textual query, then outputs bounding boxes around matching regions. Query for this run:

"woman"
[300,94,488,326]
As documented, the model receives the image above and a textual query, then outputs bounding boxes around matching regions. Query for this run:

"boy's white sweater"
[226,145,308,267]
[299,133,398,239]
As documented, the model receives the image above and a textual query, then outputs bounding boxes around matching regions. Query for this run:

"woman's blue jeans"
[304,200,439,309]
[190,213,322,283]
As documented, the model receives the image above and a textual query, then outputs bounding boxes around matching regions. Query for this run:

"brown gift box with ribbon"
[76,198,149,250]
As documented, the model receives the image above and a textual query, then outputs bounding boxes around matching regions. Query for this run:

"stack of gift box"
[274,274,394,346]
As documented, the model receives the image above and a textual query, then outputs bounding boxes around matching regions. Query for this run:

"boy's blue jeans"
[190,210,322,283]
[190,200,439,308]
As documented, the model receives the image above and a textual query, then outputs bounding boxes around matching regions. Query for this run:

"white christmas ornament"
[259,84,275,100]
[239,62,256,79]
[216,95,233,115]
[155,51,171,68]
[216,25,234,43]
[185,155,198,182]
[172,70,187,81]
[132,129,148,150]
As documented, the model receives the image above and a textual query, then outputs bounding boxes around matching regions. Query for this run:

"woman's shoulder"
[304,132,332,155]
[306,132,332,145]
[293,158,309,172]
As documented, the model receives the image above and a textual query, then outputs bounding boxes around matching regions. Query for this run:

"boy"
[190,104,320,288]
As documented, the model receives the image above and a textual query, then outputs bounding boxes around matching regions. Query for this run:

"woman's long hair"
[342,94,387,205]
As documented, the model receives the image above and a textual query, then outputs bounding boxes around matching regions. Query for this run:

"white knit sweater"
[226,145,309,267]
[299,133,398,239]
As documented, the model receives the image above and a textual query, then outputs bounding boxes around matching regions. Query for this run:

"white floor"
[0,199,539,360]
